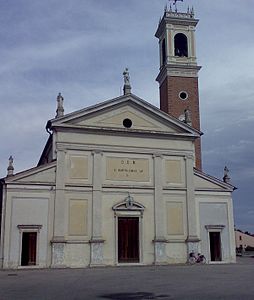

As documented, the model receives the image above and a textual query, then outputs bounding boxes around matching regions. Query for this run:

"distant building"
[0,6,236,269]
[235,230,254,249]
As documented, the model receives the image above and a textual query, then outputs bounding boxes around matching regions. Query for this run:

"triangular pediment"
[79,108,161,130]
[194,169,235,192]
[69,105,177,132]
[50,94,201,137]
[4,162,56,184]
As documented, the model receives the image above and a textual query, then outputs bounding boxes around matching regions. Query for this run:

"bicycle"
[188,251,206,264]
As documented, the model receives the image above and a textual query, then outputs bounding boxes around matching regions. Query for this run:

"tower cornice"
[156,64,202,83]
[155,12,199,39]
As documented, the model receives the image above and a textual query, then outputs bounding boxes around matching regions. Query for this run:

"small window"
[239,236,242,241]
[179,91,188,100]
[174,33,188,57]
[162,39,166,64]
[123,118,132,128]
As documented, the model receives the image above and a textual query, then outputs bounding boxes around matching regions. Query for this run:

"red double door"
[118,217,139,263]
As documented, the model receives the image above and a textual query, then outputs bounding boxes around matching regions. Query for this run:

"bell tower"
[155,5,202,169]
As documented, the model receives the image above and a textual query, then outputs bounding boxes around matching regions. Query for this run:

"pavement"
[0,257,253,300]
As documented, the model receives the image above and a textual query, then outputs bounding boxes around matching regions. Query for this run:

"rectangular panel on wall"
[69,200,88,236]
[106,157,149,182]
[69,156,88,179]
[166,202,184,235]
[165,159,183,184]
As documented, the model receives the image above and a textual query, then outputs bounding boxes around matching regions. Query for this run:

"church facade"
[0,7,236,269]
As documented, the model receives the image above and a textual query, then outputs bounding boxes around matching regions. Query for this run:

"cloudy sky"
[0,0,253,233]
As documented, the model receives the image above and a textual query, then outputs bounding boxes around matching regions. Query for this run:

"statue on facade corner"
[57,93,64,108]
[56,92,64,118]
[223,166,230,183]
[184,108,192,125]
[7,155,14,176]
[123,68,130,85]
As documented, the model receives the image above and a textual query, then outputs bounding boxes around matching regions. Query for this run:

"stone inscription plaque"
[106,157,149,182]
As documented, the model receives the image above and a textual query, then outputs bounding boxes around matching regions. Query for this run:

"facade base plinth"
[186,236,200,254]
[89,238,104,266]
[153,239,167,264]
[51,241,66,268]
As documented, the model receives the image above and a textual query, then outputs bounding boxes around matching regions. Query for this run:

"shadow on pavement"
[100,292,171,299]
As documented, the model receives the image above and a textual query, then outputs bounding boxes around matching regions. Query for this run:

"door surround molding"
[205,225,225,263]
[17,225,42,267]
[112,194,145,265]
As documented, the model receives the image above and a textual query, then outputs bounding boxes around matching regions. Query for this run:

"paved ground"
[0,257,254,300]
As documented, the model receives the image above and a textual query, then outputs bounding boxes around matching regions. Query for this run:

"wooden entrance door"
[209,232,222,261]
[118,217,139,263]
[21,232,37,266]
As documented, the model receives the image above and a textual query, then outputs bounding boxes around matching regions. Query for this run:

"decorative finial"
[123,68,131,95]
[7,155,14,177]
[223,166,230,184]
[191,6,194,16]
[56,92,64,118]
[187,6,190,14]
[169,4,172,12]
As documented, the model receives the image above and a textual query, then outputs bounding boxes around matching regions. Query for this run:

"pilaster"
[185,155,200,254]
[90,150,104,266]
[0,185,6,268]
[51,149,67,267]
[153,153,167,264]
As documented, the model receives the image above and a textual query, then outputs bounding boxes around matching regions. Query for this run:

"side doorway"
[209,231,222,262]
[21,232,37,266]
[18,225,42,267]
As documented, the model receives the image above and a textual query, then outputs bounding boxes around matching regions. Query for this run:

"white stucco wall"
[8,196,49,268]
[198,196,235,263]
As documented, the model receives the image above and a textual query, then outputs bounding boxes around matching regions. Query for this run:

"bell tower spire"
[155,4,202,170]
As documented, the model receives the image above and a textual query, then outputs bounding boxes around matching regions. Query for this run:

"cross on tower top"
[162,1,194,18]
[169,0,183,12]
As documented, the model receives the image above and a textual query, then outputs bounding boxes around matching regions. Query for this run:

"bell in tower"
[174,33,188,57]
[155,4,202,170]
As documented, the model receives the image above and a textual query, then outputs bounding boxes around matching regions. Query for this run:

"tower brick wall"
[155,9,202,170]
[160,76,202,170]
[160,76,201,131]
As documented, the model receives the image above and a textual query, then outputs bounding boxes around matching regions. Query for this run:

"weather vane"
[169,0,184,12]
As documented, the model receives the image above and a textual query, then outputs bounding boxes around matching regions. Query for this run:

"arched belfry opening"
[174,33,188,57]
